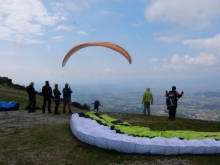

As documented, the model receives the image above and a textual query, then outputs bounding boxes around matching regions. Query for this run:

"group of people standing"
[27,81,183,120]
[141,86,184,120]
[27,81,73,114]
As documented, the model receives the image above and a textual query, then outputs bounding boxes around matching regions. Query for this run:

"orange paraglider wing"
[62,42,132,67]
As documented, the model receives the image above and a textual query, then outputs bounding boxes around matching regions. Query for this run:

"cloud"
[0,0,67,41]
[150,58,158,62]
[0,27,12,39]
[77,30,88,35]
[0,51,17,57]
[162,58,167,62]
[101,10,124,17]
[154,53,217,71]
[64,0,98,12]
[103,68,113,73]
[154,36,180,43]
[26,39,45,44]
[132,20,144,27]
[144,0,220,27]
[54,25,75,31]
[52,36,64,40]
[183,34,220,55]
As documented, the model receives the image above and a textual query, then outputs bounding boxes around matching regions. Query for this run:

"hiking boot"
[48,111,52,114]
[42,110,45,113]
[54,112,61,115]
[63,110,66,113]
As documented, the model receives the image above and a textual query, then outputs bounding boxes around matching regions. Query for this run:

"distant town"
[70,84,220,122]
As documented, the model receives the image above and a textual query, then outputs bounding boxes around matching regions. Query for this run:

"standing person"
[165,86,184,120]
[62,83,73,114]
[27,82,36,113]
[42,80,52,114]
[142,88,154,116]
[92,100,103,112]
[53,84,61,115]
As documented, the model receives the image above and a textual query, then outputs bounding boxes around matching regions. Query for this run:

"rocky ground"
[0,109,70,139]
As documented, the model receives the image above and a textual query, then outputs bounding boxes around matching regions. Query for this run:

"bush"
[72,102,90,110]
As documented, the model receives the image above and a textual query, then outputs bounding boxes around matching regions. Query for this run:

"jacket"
[142,91,153,103]
[27,85,36,98]
[53,88,61,99]
[42,85,52,98]
[166,90,183,107]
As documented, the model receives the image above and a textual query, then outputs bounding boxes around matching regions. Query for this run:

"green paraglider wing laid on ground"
[83,111,220,140]
[70,111,220,155]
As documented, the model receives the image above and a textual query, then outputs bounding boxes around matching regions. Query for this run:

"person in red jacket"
[165,86,184,120]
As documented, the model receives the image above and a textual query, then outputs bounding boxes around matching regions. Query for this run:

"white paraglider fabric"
[70,113,220,155]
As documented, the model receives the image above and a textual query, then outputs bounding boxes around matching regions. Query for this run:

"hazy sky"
[0,0,220,89]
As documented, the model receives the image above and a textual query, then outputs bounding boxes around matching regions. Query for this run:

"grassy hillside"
[0,84,220,165]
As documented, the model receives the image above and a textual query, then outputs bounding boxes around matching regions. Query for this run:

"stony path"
[0,109,70,138]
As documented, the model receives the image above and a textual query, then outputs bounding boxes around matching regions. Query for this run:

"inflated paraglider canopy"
[62,42,132,67]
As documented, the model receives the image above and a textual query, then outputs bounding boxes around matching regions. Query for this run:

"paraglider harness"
[166,91,177,109]
[63,87,72,98]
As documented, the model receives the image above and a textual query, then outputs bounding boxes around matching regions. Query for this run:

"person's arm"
[177,91,184,98]
[151,93,153,104]
[142,93,145,104]
[165,90,168,97]
[50,87,53,97]
[42,86,44,94]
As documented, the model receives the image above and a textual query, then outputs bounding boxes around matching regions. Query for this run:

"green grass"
[0,84,44,109]
[0,84,220,165]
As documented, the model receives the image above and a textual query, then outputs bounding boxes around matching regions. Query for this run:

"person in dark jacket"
[92,100,103,112]
[165,86,184,120]
[27,82,36,113]
[62,83,73,114]
[42,80,52,113]
[53,84,61,115]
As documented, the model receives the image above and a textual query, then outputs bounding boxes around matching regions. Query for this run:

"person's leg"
[54,101,58,114]
[48,98,52,113]
[57,100,60,114]
[32,98,36,112]
[143,102,147,116]
[42,97,47,113]
[68,98,72,114]
[146,102,150,116]
[28,97,32,112]
[173,107,177,120]
[63,99,66,113]
[169,107,176,120]
[168,107,172,119]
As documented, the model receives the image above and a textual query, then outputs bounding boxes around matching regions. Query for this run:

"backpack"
[166,91,176,107]
[63,87,70,98]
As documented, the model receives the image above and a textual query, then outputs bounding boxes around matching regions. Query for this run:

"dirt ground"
[0,109,70,139]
